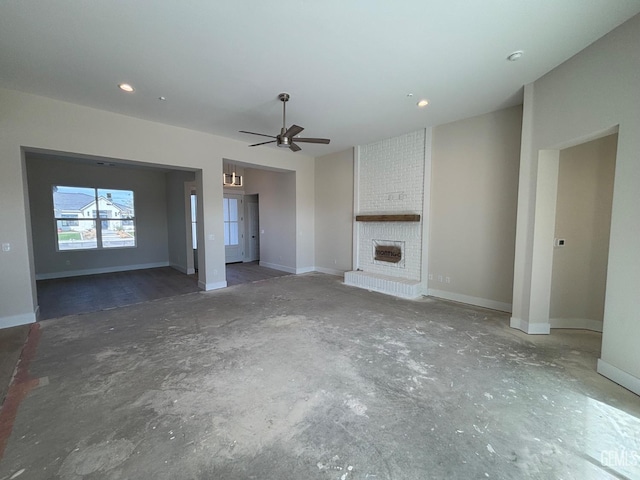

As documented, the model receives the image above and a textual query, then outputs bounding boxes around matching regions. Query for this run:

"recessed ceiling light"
[406,93,414,98]
[507,51,524,62]
[118,83,135,92]
[417,99,429,108]
[158,96,166,101]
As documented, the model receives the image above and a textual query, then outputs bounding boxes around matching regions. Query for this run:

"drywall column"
[526,150,559,333]
[420,128,433,296]
[0,147,38,327]
[511,103,562,335]
[598,124,640,394]
[510,83,536,332]
[196,166,226,290]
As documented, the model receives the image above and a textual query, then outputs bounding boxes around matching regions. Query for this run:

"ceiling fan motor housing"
[277,129,291,148]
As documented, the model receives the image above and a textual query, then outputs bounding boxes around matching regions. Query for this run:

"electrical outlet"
[1,243,10,252]
[428,273,433,280]
[445,277,451,284]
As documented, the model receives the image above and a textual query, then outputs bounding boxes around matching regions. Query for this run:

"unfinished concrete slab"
[0,325,30,404]
[0,274,638,479]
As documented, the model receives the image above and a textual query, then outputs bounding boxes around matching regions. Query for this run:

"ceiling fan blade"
[292,137,331,144]
[284,124,304,138]
[239,130,277,139]
[289,143,302,152]
[249,140,277,147]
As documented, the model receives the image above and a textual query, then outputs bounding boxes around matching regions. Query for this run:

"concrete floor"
[0,325,30,404]
[0,273,638,479]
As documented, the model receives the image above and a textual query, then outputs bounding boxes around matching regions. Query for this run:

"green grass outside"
[58,232,82,241]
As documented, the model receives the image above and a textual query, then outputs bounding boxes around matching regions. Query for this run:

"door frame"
[244,194,260,262]
[184,181,196,275]
[223,193,244,263]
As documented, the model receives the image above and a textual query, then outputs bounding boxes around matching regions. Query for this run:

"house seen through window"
[53,185,136,250]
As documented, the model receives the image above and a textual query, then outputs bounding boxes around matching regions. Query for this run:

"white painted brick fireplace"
[345,129,432,298]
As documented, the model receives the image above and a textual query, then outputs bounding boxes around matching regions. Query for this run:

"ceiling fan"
[240,93,330,152]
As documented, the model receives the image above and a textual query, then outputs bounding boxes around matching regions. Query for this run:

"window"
[223,197,239,246]
[52,185,136,251]
[60,214,79,227]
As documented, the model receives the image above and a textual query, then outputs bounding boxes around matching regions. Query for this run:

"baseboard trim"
[550,317,603,332]
[0,311,37,329]
[295,266,315,274]
[510,316,551,335]
[314,267,346,277]
[597,359,640,396]
[169,263,188,274]
[199,280,227,291]
[428,289,512,313]
[259,261,296,274]
[35,262,170,280]
[186,267,196,275]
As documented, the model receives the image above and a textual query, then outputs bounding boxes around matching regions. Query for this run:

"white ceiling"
[1,1,639,157]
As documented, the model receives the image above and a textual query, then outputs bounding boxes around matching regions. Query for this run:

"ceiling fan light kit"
[240,93,330,152]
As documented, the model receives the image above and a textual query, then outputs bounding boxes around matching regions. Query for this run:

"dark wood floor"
[36,262,291,320]
[225,261,291,286]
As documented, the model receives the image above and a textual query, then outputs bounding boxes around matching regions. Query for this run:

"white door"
[184,181,197,275]
[223,194,244,263]
[247,201,260,261]
[190,191,198,272]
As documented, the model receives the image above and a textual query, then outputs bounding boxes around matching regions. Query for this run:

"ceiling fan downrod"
[278,92,290,139]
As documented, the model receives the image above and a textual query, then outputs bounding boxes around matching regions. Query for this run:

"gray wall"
[314,148,354,274]
[166,170,196,273]
[550,134,617,329]
[26,155,170,278]
[244,168,297,272]
[429,106,522,311]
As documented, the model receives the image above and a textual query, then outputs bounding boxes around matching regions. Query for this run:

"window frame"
[223,197,240,247]
[52,185,137,252]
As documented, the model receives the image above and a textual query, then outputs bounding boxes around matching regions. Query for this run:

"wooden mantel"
[355,214,421,222]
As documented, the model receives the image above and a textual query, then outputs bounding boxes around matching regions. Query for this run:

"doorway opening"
[190,190,198,272]
[223,193,244,264]
[245,194,260,262]
[222,159,296,285]
[549,133,617,332]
